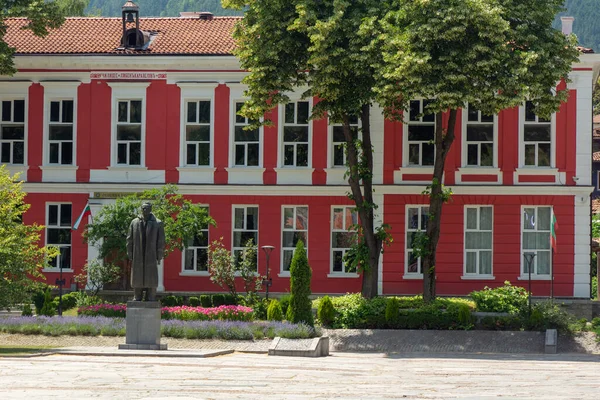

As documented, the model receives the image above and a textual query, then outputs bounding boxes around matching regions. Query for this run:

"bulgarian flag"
[73,202,92,230]
[550,210,558,253]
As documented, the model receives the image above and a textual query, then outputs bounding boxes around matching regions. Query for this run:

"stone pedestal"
[118,301,167,350]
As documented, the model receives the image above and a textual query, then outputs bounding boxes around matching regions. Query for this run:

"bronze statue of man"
[126,202,165,301]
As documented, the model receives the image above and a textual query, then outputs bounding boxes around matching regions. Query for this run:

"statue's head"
[141,202,152,220]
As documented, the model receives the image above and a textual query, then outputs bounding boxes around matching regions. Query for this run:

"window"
[46,204,72,270]
[283,101,310,167]
[465,104,494,167]
[406,206,429,275]
[522,207,552,276]
[0,99,25,165]
[48,100,74,165]
[331,116,359,167]
[464,206,493,276]
[523,101,551,167]
[234,102,260,167]
[116,100,142,165]
[407,99,435,166]
[282,206,308,272]
[183,207,209,272]
[185,100,211,166]
[233,206,258,270]
[331,206,358,274]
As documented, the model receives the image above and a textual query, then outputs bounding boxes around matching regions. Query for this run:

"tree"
[222,0,390,299]
[54,0,90,16]
[84,185,214,289]
[367,0,578,301]
[0,166,59,309]
[74,259,121,296]
[286,240,313,327]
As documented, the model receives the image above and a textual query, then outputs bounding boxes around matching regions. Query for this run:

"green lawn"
[0,346,55,356]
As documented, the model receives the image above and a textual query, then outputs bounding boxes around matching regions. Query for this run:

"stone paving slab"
[53,346,234,358]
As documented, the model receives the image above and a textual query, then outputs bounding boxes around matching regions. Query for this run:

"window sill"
[399,166,434,174]
[277,273,290,278]
[225,167,266,172]
[457,167,500,174]
[41,165,79,171]
[177,166,216,172]
[108,165,148,171]
[42,268,74,273]
[179,271,210,277]
[515,167,558,175]
[327,273,359,278]
[402,274,423,280]
[517,275,552,281]
[274,167,315,172]
[461,275,496,280]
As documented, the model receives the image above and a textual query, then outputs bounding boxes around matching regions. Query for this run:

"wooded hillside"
[86,0,242,17]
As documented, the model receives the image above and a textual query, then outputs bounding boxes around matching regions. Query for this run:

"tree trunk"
[343,104,382,299]
[422,109,457,303]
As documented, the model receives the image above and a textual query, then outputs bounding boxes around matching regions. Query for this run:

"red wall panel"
[165,84,180,183]
[89,81,111,169]
[76,83,91,182]
[27,84,43,182]
[214,84,229,184]
[145,80,168,171]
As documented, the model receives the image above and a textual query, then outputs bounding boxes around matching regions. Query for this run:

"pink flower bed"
[78,304,254,321]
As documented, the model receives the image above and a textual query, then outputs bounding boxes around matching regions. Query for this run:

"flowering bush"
[78,303,254,321]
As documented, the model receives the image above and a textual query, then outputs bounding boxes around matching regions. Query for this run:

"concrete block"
[545,329,557,354]
[268,336,329,357]
[121,301,166,350]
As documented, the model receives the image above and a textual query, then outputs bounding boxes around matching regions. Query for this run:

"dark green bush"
[522,301,575,334]
[212,294,226,307]
[329,294,387,329]
[160,295,184,307]
[385,297,400,328]
[200,295,212,308]
[51,292,79,312]
[267,299,284,321]
[39,289,56,317]
[21,304,33,317]
[32,290,46,315]
[223,294,237,305]
[317,296,336,327]
[188,297,201,307]
[477,315,523,330]
[286,241,314,327]
[470,281,528,314]
[591,317,600,328]
[279,294,291,316]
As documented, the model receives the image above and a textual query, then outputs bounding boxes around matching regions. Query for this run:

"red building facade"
[2,14,600,298]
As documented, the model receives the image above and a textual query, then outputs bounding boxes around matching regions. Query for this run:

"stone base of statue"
[118,301,167,350]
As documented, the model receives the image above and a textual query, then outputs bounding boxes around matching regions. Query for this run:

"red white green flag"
[550,210,558,253]
[73,202,92,230]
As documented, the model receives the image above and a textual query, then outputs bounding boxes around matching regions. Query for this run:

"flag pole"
[551,247,554,302]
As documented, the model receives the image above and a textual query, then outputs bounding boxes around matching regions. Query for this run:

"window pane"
[466,125,493,141]
[284,126,308,142]
[59,246,71,269]
[1,142,9,162]
[408,144,420,165]
[467,144,478,166]
[2,126,24,140]
[333,208,344,230]
[49,125,73,141]
[234,208,245,229]
[466,251,477,274]
[235,126,259,141]
[14,100,24,123]
[62,100,74,123]
[537,207,551,230]
[466,208,477,230]
[407,251,419,273]
[184,249,194,270]
[524,125,550,141]
[524,144,536,166]
[297,102,309,124]
[538,143,551,167]
[117,143,127,164]
[118,101,128,122]
[523,208,535,230]
[186,144,196,164]
[525,101,536,122]
[130,101,142,123]
[467,104,479,122]
[333,250,343,272]
[284,103,295,124]
[284,145,294,166]
[235,102,245,124]
[60,204,72,226]
[408,125,434,141]
[333,126,345,142]
[198,101,211,123]
[50,101,60,122]
[235,144,245,166]
[282,230,302,246]
[296,144,308,166]
[13,142,24,164]
[422,143,435,166]
[422,100,435,122]
[481,113,493,123]
[537,251,550,274]
[480,143,493,166]
[421,208,429,230]
[409,100,420,121]
[117,125,141,140]
[61,142,73,164]
[48,205,58,225]
[48,228,71,244]
[334,144,344,166]
[407,208,419,229]
[480,207,493,230]
[283,249,293,271]
[129,142,141,165]
[247,143,259,166]
[186,125,210,142]
[187,102,197,123]
[2,101,11,121]
[523,252,535,273]
[197,249,208,271]
[198,143,210,165]
[480,251,492,274]
[49,142,59,163]
[296,207,308,229]
[333,231,354,248]
[247,207,258,230]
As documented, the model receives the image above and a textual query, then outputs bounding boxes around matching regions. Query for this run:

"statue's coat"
[126,214,165,289]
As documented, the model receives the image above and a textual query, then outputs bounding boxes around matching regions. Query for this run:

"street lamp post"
[55,266,65,317]
[523,253,536,316]
[261,245,275,300]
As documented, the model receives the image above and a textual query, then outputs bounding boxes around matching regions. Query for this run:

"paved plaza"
[1,351,599,399]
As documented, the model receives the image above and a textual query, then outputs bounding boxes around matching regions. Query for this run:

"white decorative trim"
[574,196,591,297]
[90,168,164,184]
[177,166,215,184]
[179,271,210,277]
[277,273,290,278]
[573,69,595,186]
[514,167,560,185]
[461,275,495,280]
[42,268,74,273]
[40,166,78,182]
[327,273,359,278]
[225,167,265,184]
[274,168,314,185]
[4,166,29,179]
[517,275,552,281]
[518,104,556,168]
[325,168,347,185]
[402,274,423,280]
[461,107,499,168]
[394,167,434,184]
[456,167,502,185]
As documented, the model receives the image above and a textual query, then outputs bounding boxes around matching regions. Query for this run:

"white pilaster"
[573,195,591,297]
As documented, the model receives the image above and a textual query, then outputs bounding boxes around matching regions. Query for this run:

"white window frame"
[461,105,497,168]
[44,202,73,272]
[181,206,210,276]
[329,205,359,276]
[520,206,552,280]
[329,116,360,168]
[519,101,556,168]
[46,99,75,165]
[280,100,312,168]
[0,97,26,166]
[232,205,259,272]
[404,205,429,279]
[108,83,149,168]
[463,205,494,279]
[280,205,308,276]
[403,99,436,167]
[232,101,261,167]
[183,99,212,167]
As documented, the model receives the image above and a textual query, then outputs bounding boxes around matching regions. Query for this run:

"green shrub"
[326,294,387,329]
[188,297,201,307]
[592,276,598,300]
[212,294,226,307]
[200,295,212,308]
[385,297,400,328]
[51,292,79,312]
[591,317,600,328]
[449,303,474,329]
[267,300,284,321]
[160,295,184,307]
[317,296,336,327]
[522,301,575,334]
[470,281,528,314]
[286,241,314,327]
[477,315,523,330]
[39,289,56,317]
[279,294,291,316]
[32,290,46,315]
[223,294,237,305]
[21,304,33,316]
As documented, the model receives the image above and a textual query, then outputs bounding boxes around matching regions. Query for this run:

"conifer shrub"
[267,299,284,321]
[39,289,56,317]
[188,297,201,307]
[279,294,291,316]
[385,297,400,328]
[223,294,237,305]
[200,295,212,308]
[21,303,33,317]
[212,294,226,307]
[286,241,314,327]
[317,296,336,327]
[160,295,184,307]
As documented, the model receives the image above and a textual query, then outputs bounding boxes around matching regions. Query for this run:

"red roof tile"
[594,128,600,139]
[4,17,240,55]
[593,199,600,214]
[594,115,600,124]
[577,45,595,54]
[594,151,600,162]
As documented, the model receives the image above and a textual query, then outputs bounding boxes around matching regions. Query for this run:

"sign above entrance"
[90,72,167,80]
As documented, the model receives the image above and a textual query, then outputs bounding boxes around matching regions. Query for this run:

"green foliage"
[21,303,33,317]
[51,292,79,312]
[72,291,103,308]
[317,296,336,327]
[522,301,576,334]
[74,260,121,296]
[591,317,600,329]
[200,295,212,308]
[286,241,314,327]
[223,294,237,306]
[385,297,400,328]
[55,0,89,16]
[556,0,600,52]
[592,276,598,300]
[0,167,59,309]
[237,239,263,296]
[188,296,200,307]
[84,185,214,277]
[278,294,291,316]
[160,295,184,307]
[470,282,529,314]
[212,294,225,307]
[32,289,47,315]
[85,0,242,17]
[39,289,56,317]
[267,299,284,322]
